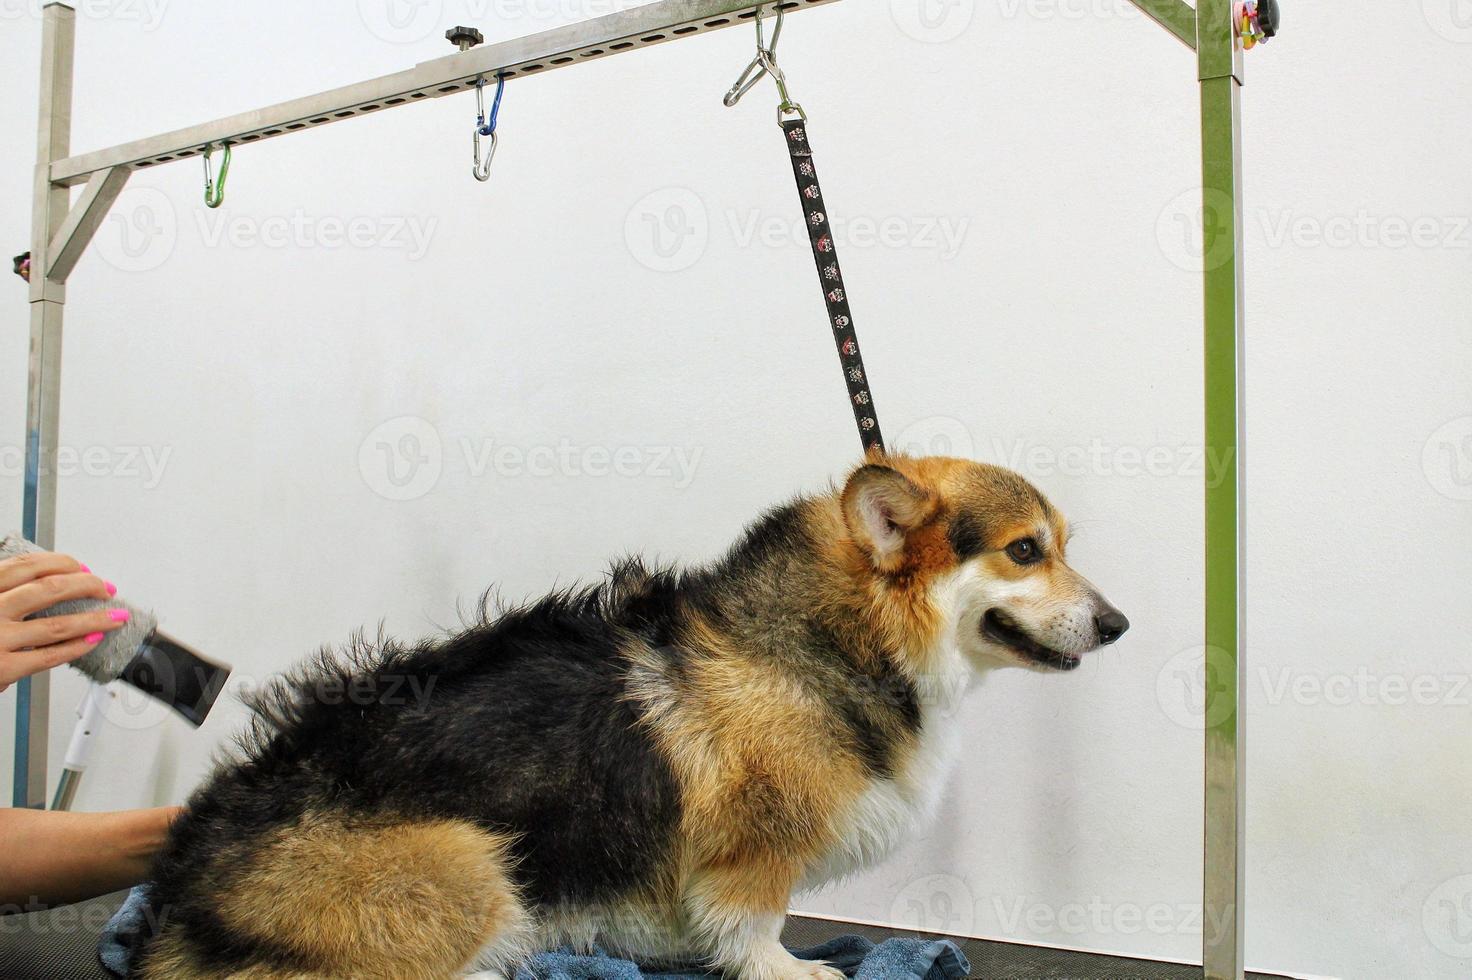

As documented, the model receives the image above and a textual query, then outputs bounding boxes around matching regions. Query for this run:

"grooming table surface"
[1,892,1293,979]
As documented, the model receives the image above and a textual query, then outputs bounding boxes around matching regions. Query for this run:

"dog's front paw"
[788,961,846,979]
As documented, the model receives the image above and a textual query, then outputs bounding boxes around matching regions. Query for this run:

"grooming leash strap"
[780,118,884,455]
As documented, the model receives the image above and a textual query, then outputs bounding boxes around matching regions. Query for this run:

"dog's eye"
[1006,538,1042,565]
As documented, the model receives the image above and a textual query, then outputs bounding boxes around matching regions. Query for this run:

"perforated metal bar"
[49,0,838,186]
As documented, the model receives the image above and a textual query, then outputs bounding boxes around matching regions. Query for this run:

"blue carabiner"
[476,73,505,137]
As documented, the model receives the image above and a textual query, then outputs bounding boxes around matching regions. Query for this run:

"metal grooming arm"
[21,2,1262,976]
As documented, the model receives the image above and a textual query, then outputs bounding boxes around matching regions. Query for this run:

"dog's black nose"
[1096,609,1130,645]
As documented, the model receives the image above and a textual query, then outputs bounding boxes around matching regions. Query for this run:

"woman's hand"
[0,551,125,694]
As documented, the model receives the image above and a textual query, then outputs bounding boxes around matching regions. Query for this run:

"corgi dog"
[132,455,1127,980]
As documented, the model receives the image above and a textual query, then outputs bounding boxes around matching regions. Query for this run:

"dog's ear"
[841,464,939,570]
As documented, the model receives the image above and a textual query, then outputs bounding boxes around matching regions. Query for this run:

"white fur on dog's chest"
[802,653,970,888]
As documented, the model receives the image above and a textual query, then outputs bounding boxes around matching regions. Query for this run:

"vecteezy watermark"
[0,895,171,934]
[1156,645,1237,730]
[357,0,641,43]
[92,186,438,272]
[461,439,703,489]
[994,0,1148,22]
[891,0,976,43]
[1425,874,1472,958]
[889,873,977,935]
[1423,416,1472,502]
[359,416,445,502]
[893,415,977,460]
[727,210,971,261]
[1159,190,1472,271]
[94,186,179,274]
[357,0,444,44]
[1257,209,1472,251]
[992,896,1235,945]
[624,192,972,272]
[990,438,1234,486]
[1156,187,1237,274]
[96,660,442,732]
[1259,667,1471,709]
[893,416,1235,487]
[1158,654,1471,729]
[1423,0,1472,43]
[0,0,168,30]
[0,444,172,490]
[194,210,438,261]
[624,189,710,273]
[357,418,705,501]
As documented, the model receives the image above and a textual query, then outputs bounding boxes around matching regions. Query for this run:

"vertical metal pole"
[1197,1,1245,977]
[15,2,76,809]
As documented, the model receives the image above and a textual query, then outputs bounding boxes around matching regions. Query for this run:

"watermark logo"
[1157,645,1236,729]
[462,439,702,488]
[1423,416,1472,502]
[357,0,444,43]
[359,416,444,501]
[894,415,978,459]
[0,0,169,30]
[624,189,709,273]
[194,210,438,260]
[993,896,1234,945]
[1157,187,1236,273]
[94,186,178,274]
[993,0,1144,22]
[886,416,1233,485]
[1258,209,1471,250]
[1424,0,1472,43]
[1260,667,1470,709]
[97,674,173,732]
[728,211,970,260]
[890,873,976,934]
[1425,874,1472,958]
[0,444,171,490]
[891,0,976,43]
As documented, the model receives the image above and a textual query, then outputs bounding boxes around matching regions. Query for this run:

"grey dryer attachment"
[0,533,231,726]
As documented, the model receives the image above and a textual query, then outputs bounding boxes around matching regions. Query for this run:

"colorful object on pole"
[12,251,30,283]
[1239,0,1280,50]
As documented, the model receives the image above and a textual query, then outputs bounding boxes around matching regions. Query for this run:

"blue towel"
[99,884,155,977]
[100,885,969,979]
[511,935,969,979]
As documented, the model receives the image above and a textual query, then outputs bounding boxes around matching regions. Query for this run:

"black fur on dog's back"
[137,560,689,976]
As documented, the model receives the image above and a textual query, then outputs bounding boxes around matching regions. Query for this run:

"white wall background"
[1,2,1469,977]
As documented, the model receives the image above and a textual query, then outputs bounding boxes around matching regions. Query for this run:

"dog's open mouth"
[982,609,1081,672]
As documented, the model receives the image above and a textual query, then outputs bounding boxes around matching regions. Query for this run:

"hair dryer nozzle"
[118,631,231,727]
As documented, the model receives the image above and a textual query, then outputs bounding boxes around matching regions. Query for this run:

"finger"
[0,634,102,688]
[0,551,86,593]
[1,609,129,651]
[0,572,114,621]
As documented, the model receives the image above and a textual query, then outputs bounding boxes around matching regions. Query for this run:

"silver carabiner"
[473,126,498,182]
[472,75,503,182]
[722,6,804,123]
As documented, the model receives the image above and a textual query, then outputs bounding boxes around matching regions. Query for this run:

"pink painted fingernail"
[108,609,130,623]
[84,632,104,644]
[105,582,117,597]
[78,563,91,573]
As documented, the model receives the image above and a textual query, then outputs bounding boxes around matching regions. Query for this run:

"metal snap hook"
[202,143,231,209]
[723,6,803,124]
